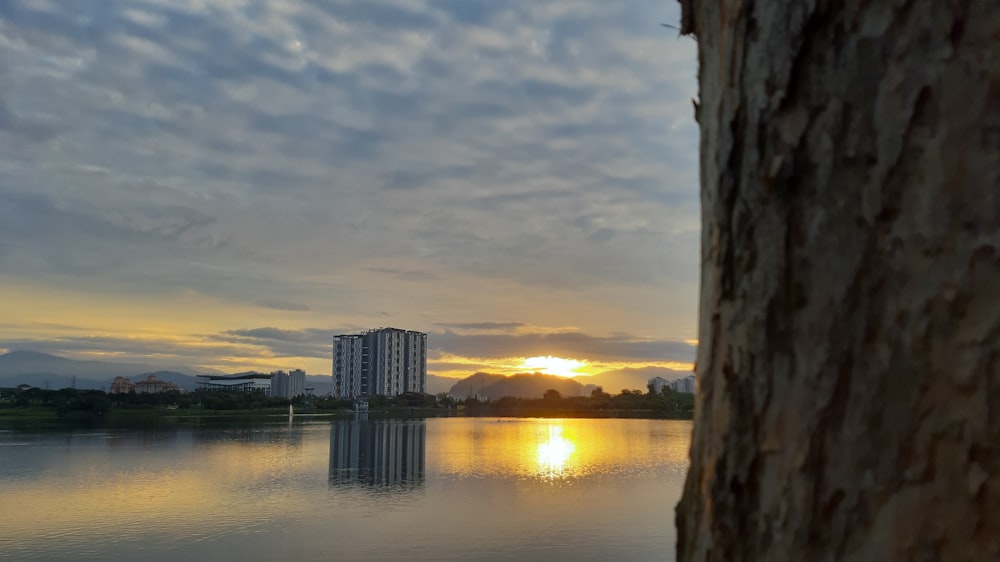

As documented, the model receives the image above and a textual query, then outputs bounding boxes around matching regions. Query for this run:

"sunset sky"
[0,0,699,379]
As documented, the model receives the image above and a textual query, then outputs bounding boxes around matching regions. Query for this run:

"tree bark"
[676,1,999,560]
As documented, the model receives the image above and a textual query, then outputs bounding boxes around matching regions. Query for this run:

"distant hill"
[426,374,454,395]
[447,372,507,398]
[447,372,588,400]
[0,369,201,392]
[0,351,216,391]
[484,373,584,400]
[581,366,692,394]
[0,372,108,391]
[305,374,332,395]
[0,350,198,380]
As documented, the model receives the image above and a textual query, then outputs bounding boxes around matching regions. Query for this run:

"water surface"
[0,416,691,561]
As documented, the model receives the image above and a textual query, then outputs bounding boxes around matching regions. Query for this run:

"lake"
[0,416,692,561]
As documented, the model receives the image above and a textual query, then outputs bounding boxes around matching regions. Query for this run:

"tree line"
[1,384,693,419]
[1,387,305,416]
[457,385,694,418]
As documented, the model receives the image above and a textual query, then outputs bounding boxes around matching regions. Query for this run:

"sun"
[520,356,587,378]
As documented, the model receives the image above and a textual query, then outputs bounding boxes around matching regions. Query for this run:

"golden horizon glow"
[430,352,695,381]
[0,284,697,377]
[520,355,587,378]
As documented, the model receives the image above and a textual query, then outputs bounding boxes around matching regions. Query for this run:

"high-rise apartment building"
[269,369,306,399]
[332,328,427,399]
[668,374,697,394]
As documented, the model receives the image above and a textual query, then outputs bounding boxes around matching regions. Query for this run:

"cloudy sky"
[0,0,699,379]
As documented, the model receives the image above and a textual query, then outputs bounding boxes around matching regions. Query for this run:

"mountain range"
[0,351,334,393]
[442,365,692,399]
[0,350,209,379]
[580,365,691,394]
[1,350,689,397]
[446,372,584,400]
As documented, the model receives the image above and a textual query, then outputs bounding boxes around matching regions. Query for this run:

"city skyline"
[0,0,699,380]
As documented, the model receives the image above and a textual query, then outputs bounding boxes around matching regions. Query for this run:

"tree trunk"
[676,1,999,560]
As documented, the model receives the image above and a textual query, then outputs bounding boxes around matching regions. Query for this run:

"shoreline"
[0,405,692,427]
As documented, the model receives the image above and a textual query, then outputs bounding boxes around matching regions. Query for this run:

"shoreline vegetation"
[0,386,693,425]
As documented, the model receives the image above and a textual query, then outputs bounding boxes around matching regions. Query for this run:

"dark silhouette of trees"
[2,385,694,419]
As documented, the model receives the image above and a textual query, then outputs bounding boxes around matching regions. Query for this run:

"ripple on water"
[0,418,691,562]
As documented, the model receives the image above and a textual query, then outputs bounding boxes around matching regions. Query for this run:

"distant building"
[647,376,669,394]
[289,369,305,397]
[133,375,179,394]
[270,370,288,398]
[269,369,306,399]
[196,373,272,393]
[648,374,696,394]
[333,328,426,399]
[668,374,696,394]
[109,376,134,394]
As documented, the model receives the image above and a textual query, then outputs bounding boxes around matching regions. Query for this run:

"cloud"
[366,267,439,282]
[214,327,338,359]
[258,300,311,312]
[431,329,696,364]
[0,334,250,371]
[0,318,695,383]
[434,321,525,331]
[0,325,339,373]
[0,0,700,369]
[426,360,497,372]
[225,327,319,343]
[0,98,60,141]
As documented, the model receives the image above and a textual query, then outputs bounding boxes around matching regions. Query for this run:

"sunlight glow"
[430,355,696,381]
[537,425,576,478]
[520,356,587,378]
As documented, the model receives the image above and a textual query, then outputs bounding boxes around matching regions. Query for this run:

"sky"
[0,0,699,379]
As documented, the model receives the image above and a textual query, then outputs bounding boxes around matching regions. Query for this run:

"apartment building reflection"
[329,417,425,489]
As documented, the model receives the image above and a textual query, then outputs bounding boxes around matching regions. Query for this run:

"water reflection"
[328,416,425,489]
[536,424,575,479]
[192,424,305,448]
[431,418,691,484]
[0,418,691,561]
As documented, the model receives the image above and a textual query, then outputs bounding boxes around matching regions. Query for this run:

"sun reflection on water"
[432,418,691,483]
[0,419,693,562]
[536,425,576,479]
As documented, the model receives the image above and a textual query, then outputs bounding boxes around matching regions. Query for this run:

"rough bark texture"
[676,1,999,560]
